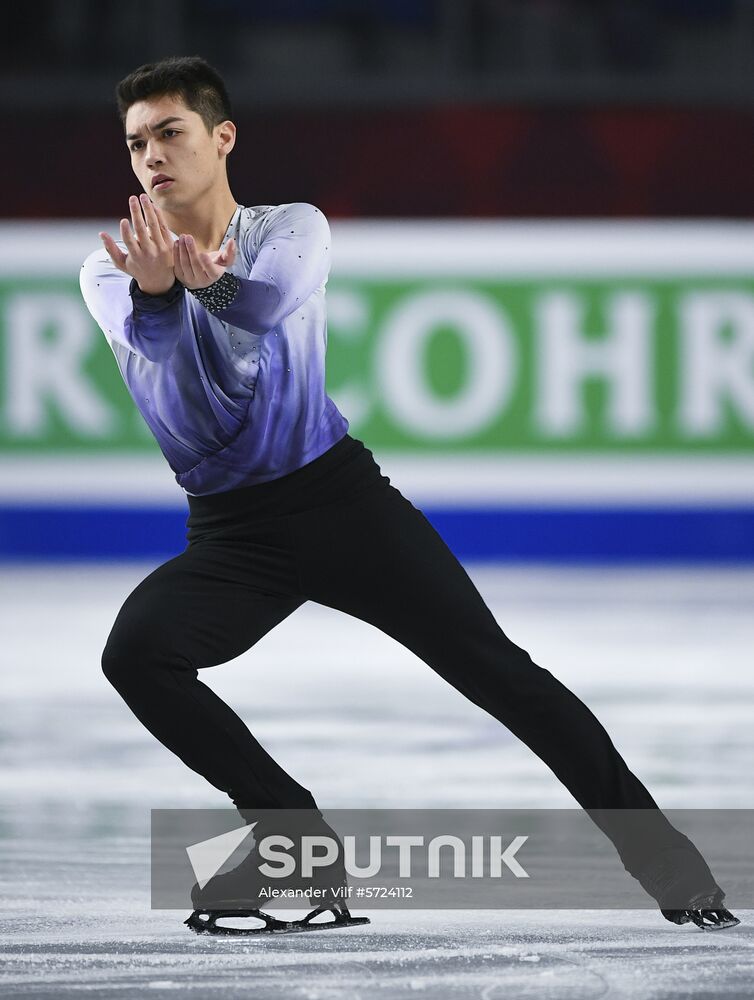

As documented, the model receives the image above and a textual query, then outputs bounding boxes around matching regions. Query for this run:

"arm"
[79,249,185,362]
[175,203,332,336]
[80,193,184,362]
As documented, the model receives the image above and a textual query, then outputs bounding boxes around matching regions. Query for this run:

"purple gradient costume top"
[79,202,349,495]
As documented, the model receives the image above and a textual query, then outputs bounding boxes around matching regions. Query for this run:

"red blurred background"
[3,0,752,219]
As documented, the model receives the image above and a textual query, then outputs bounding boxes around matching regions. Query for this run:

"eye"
[129,140,144,152]
[163,129,179,138]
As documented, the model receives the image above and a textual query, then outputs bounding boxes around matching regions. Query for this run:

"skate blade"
[663,908,741,931]
[691,909,741,931]
[185,907,370,936]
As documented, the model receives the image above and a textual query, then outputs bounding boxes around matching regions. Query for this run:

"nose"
[145,138,164,169]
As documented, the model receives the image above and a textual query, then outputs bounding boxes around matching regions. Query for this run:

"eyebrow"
[126,116,185,141]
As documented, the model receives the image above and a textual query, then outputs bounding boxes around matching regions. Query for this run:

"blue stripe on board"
[1,505,753,562]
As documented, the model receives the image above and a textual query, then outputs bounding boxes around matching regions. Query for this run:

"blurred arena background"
[1,4,754,996]
[1,0,753,561]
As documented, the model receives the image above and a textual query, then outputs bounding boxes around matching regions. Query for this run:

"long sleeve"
[80,248,185,362]
[196,202,332,336]
[77,200,349,494]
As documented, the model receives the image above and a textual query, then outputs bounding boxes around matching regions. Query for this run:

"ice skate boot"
[185,810,370,936]
[637,846,740,931]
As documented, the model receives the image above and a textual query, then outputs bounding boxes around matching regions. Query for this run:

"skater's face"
[124,94,236,213]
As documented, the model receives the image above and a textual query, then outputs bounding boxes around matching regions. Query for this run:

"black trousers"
[101,433,702,882]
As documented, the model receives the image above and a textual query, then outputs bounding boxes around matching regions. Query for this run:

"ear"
[216,120,236,158]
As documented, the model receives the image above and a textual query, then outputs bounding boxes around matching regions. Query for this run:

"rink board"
[1,501,753,562]
[1,450,753,561]
[1,221,753,561]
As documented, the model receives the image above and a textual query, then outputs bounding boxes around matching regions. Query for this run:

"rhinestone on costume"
[189,272,241,314]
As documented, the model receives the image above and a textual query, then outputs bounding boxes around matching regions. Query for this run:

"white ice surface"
[1,564,753,998]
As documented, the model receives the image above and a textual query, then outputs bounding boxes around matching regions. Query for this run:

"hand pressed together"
[99,193,238,295]
[99,194,175,296]
[173,233,237,290]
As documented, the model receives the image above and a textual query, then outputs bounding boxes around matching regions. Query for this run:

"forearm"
[174,202,330,336]
[188,272,290,337]
[127,278,186,361]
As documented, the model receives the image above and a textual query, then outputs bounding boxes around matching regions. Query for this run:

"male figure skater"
[80,55,738,934]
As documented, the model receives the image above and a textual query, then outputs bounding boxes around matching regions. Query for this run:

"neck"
[162,182,238,252]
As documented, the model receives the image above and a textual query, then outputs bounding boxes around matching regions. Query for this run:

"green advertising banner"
[2,274,754,455]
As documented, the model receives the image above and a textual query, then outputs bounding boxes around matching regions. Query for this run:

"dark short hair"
[116,55,232,134]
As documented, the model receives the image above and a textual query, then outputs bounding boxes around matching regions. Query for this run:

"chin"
[154,189,182,208]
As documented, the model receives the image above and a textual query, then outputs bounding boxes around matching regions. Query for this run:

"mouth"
[151,175,174,191]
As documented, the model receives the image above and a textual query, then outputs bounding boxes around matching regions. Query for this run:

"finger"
[216,237,236,268]
[177,237,197,283]
[149,199,173,241]
[174,238,188,281]
[119,217,138,255]
[183,237,200,281]
[172,241,184,282]
[185,236,211,282]
[198,251,220,282]
[139,194,166,246]
[129,195,148,243]
[99,231,127,270]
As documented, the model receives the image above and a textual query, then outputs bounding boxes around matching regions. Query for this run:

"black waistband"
[185,433,390,528]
